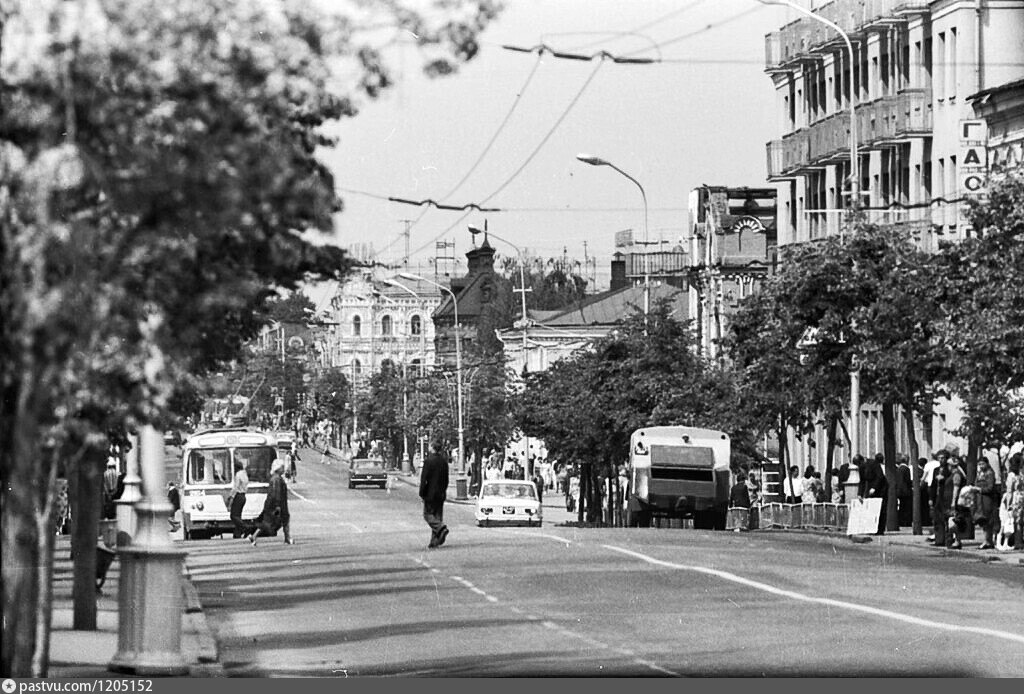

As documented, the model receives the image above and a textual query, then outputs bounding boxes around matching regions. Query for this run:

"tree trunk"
[33,452,59,677]
[824,415,837,499]
[881,402,899,532]
[70,445,103,630]
[577,464,586,524]
[966,434,980,485]
[902,399,923,535]
[2,368,59,676]
[776,417,787,503]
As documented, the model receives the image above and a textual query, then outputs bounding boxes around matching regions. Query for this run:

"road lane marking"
[288,488,313,503]
[495,529,574,545]
[407,552,680,676]
[603,544,1024,647]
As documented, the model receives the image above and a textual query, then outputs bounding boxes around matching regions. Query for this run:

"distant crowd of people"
[727,448,1024,550]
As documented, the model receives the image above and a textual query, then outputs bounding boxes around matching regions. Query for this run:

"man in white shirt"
[784,465,804,503]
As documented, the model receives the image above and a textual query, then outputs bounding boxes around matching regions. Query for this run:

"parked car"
[475,480,542,527]
[163,430,183,447]
[348,458,388,489]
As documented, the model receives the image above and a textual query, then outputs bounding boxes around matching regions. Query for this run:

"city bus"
[178,427,276,540]
[625,426,731,529]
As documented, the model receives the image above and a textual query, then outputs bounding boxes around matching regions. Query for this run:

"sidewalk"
[791,525,1024,565]
[47,535,225,678]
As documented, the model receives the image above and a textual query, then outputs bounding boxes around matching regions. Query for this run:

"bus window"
[187,449,231,485]
[233,446,276,483]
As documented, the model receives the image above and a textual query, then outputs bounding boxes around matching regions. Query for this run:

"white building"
[321,272,443,387]
[764,0,1024,470]
[766,0,1024,249]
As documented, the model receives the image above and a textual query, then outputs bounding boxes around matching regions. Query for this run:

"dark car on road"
[348,458,388,489]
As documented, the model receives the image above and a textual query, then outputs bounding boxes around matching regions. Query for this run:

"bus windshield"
[234,447,275,483]
[186,446,276,485]
[187,449,231,485]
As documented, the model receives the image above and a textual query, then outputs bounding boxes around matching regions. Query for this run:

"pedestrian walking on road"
[420,440,449,549]
[248,459,292,546]
[228,459,249,539]
[532,470,545,505]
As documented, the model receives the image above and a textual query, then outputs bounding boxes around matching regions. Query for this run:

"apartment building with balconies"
[765,0,1024,251]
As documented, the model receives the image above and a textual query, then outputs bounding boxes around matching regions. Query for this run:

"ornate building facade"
[319,271,443,387]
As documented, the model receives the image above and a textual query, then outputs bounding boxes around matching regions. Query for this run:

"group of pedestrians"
[229,457,293,546]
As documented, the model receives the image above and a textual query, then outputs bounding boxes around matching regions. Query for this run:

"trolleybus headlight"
[194,500,204,511]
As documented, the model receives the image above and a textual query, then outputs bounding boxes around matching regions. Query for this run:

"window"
[381,315,392,336]
[353,359,362,375]
[352,315,361,336]
[233,447,276,484]
[187,449,231,485]
[410,314,422,336]
[948,27,957,100]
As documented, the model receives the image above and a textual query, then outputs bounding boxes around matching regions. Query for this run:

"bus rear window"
[234,446,276,483]
[650,445,715,468]
[187,449,231,485]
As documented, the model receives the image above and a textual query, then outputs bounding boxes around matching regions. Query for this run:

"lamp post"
[576,153,650,316]
[760,0,863,481]
[397,273,465,474]
[468,222,533,479]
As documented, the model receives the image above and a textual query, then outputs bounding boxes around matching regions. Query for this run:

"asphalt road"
[170,447,1024,677]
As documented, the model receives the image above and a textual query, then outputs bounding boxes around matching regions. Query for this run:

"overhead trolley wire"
[362,54,548,264]
[404,59,607,261]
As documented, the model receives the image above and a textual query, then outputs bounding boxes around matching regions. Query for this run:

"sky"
[318,0,798,291]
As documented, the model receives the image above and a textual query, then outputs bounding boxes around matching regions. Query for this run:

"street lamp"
[468,222,534,479]
[397,273,465,474]
[576,153,650,316]
[760,0,863,480]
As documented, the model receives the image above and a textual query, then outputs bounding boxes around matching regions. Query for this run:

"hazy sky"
[320,0,796,289]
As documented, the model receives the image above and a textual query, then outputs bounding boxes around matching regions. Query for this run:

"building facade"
[687,186,778,361]
[764,0,1024,471]
[432,236,515,366]
[968,77,1024,172]
[766,0,1024,250]
[497,283,689,375]
[319,271,442,388]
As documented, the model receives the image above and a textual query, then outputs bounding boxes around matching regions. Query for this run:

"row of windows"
[351,314,424,337]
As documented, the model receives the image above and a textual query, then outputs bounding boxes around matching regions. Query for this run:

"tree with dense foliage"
[357,360,406,467]
[498,254,589,312]
[516,300,738,522]
[0,0,500,676]
[934,171,1024,478]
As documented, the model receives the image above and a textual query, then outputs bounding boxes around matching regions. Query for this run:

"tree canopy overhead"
[1,0,502,676]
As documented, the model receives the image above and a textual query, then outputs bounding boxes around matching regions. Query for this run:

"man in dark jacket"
[729,477,752,508]
[859,453,889,535]
[420,440,450,548]
[249,459,292,546]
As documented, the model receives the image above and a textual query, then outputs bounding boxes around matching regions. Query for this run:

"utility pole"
[399,219,413,269]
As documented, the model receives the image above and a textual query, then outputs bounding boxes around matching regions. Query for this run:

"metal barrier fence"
[728,503,850,532]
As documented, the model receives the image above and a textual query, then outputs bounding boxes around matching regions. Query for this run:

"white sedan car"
[475,480,542,527]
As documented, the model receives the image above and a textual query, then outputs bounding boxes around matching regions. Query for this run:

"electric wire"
[364,54,545,262]
[404,59,606,261]
[562,0,709,52]
[624,4,767,58]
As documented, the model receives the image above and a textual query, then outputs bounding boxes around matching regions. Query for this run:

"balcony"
[767,91,931,178]
[766,0,930,71]
[858,90,932,146]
